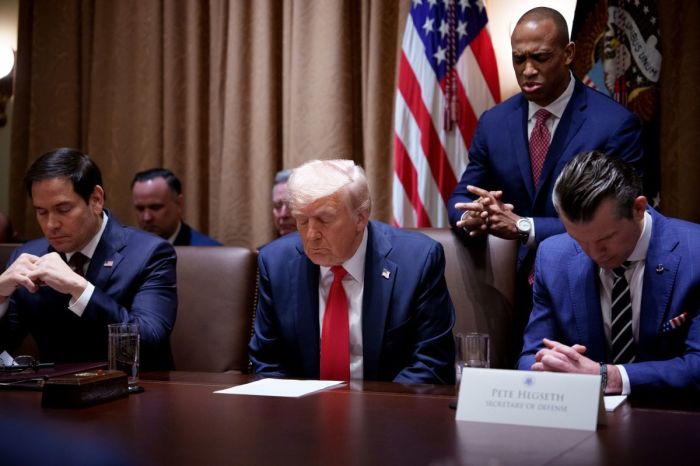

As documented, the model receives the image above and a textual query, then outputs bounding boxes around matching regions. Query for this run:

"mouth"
[521,82,543,93]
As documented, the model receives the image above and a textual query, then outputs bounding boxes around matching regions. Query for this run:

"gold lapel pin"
[382,268,391,279]
[103,260,114,267]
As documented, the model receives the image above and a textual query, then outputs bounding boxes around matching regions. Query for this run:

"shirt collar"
[627,210,652,263]
[167,221,183,245]
[67,211,109,261]
[528,71,575,121]
[320,227,368,285]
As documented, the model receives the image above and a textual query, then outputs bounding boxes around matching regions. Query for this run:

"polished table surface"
[2,371,699,465]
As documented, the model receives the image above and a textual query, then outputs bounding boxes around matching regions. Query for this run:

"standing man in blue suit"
[447,7,643,363]
[250,159,455,384]
[518,152,700,395]
[0,148,177,370]
[131,168,222,246]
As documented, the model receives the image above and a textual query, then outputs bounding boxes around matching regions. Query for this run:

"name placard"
[456,368,601,431]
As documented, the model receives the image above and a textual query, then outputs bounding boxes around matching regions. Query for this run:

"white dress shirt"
[318,228,368,380]
[598,211,652,395]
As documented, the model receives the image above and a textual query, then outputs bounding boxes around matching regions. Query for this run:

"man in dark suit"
[131,168,222,246]
[0,148,177,370]
[249,159,455,384]
[518,152,700,395]
[447,7,643,362]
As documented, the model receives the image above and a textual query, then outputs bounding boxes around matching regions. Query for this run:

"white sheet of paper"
[604,395,627,412]
[214,378,345,398]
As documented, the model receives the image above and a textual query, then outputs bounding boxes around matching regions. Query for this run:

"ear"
[175,193,184,213]
[632,196,647,220]
[355,208,370,233]
[564,41,575,65]
[90,186,105,214]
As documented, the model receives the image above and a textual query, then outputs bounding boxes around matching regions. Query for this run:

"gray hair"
[273,169,292,186]
[287,159,371,214]
[553,151,642,222]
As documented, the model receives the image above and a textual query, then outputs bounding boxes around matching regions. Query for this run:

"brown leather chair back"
[410,229,517,368]
[172,246,258,372]
[0,243,20,271]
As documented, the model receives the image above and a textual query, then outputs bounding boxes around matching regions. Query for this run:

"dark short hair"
[131,168,182,195]
[553,151,642,222]
[24,148,104,203]
[516,7,570,46]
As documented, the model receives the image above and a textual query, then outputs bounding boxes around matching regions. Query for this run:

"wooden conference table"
[2,371,699,465]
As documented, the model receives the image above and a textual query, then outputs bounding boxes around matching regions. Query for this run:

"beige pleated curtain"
[9,0,700,247]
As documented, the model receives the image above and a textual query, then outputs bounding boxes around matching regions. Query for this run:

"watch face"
[517,219,531,233]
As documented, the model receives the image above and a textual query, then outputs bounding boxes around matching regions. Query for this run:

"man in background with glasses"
[0,148,177,370]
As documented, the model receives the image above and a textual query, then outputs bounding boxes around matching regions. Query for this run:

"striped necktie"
[611,262,636,364]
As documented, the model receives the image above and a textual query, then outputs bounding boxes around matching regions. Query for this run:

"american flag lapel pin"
[382,268,391,279]
[103,260,114,267]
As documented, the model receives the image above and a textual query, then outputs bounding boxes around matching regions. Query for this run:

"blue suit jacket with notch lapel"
[0,212,177,370]
[249,220,456,384]
[447,80,643,270]
[517,208,700,393]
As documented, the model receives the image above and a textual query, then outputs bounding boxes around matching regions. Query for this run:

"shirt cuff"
[525,217,536,248]
[68,282,95,317]
[0,300,8,319]
[617,364,632,395]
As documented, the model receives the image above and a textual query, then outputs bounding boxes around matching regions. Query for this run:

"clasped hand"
[454,185,521,240]
[0,252,88,302]
[531,338,598,374]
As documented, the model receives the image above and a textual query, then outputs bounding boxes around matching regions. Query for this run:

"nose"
[306,219,322,239]
[588,243,607,262]
[280,203,291,219]
[46,212,60,231]
[141,210,153,222]
[523,60,537,77]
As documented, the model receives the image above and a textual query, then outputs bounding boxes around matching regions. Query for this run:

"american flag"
[393,0,500,227]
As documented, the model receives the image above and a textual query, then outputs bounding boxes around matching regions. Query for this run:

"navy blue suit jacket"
[0,214,177,370]
[448,80,643,269]
[518,209,700,393]
[174,222,222,246]
[249,221,455,384]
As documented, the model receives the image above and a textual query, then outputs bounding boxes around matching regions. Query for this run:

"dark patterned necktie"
[611,262,636,364]
[68,252,89,277]
[529,109,551,186]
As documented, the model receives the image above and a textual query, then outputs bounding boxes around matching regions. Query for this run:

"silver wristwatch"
[516,218,532,244]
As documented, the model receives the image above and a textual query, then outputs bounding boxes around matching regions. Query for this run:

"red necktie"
[320,266,349,381]
[529,109,552,186]
[526,110,551,287]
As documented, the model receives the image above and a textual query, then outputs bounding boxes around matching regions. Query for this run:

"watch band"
[599,362,608,393]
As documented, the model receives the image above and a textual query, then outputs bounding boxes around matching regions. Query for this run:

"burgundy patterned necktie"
[529,109,552,186]
[320,266,350,381]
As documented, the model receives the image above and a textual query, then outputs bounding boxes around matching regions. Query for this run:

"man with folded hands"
[0,148,177,370]
[518,151,700,395]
